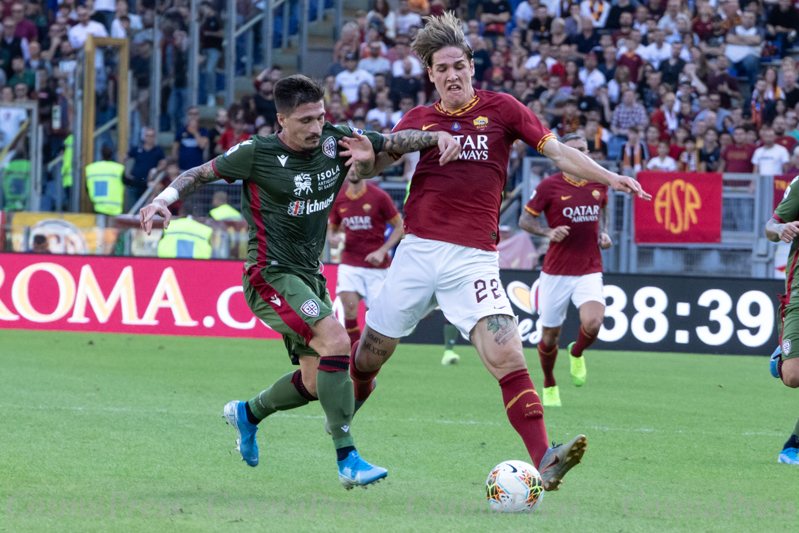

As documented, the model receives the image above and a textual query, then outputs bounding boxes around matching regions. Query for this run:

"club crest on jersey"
[288,200,305,216]
[784,339,792,355]
[362,203,372,212]
[473,116,488,129]
[322,136,336,159]
[293,173,313,196]
[452,122,461,131]
[592,190,600,199]
[301,299,320,317]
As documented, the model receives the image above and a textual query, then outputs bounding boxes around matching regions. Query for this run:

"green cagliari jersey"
[775,175,799,306]
[212,123,383,273]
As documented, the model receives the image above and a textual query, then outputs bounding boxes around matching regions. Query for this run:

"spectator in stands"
[68,6,107,49]
[125,127,165,211]
[656,0,681,35]
[391,95,414,128]
[172,106,208,171]
[359,41,391,76]
[114,0,141,31]
[253,72,278,126]
[207,107,228,150]
[787,146,799,176]
[678,135,698,171]
[658,41,685,89]
[514,0,536,30]
[698,128,721,172]
[774,116,798,153]
[391,34,422,78]
[581,0,610,29]
[650,91,678,140]
[632,4,649,37]
[767,0,799,53]
[787,112,799,142]
[706,56,741,109]
[389,57,425,106]
[8,55,31,90]
[528,5,553,43]
[724,11,762,88]
[720,125,755,172]
[621,126,647,173]
[368,0,397,40]
[200,1,223,107]
[27,41,50,77]
[578,52,605,96]
[647,140,678,171]
[366,89,392,128]
[617,31,644,82]
[644,28,671,70]
[395,0,422,36]
[606,0,634,30]
[0,17,28,78]
[612,87,647,137]
[10,3,35,42]
[752,126,791,175]
[481,0,512,40]
[335,53,374,105]
[539,74,568,125]
[164,28,189,133]
[215,108,250,156]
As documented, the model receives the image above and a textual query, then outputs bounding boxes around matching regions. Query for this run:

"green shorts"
[779,302,799,361]
[243,265,333,364]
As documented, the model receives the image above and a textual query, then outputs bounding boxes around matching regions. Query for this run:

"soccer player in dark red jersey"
[328,173,404,347]
[343,13,650,492]
[519,134,612,407]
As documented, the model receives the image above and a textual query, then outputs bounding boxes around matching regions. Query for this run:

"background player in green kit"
[766,175,799,465]
[138,75,461,488]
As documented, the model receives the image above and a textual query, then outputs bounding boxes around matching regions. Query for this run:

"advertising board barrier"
[0,254,782,355]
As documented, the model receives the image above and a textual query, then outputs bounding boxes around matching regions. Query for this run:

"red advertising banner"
[634,172,723,244]
[773,175,795,210]
[0,254,353,338]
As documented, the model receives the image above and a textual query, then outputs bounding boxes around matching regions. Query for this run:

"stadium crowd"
[3,0,799,213]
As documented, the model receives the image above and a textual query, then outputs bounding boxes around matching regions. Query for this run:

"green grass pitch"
[1,329,796,532]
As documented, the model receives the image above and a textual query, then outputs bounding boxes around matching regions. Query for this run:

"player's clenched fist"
[548,226,570,242]
[139,199,172,235]
[780,221,799,243]
[599,232,612,250]
[436,131,461,166]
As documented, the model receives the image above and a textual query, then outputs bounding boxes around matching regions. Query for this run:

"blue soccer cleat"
[223,401,259,467]
[778,448,799,465]
[337,450,387,490]
[770,346,782,379]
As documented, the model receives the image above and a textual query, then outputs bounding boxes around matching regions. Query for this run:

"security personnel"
[157,216,213,259]
[61,134,73,189]
[209,191,242,220]
[2,157,31,210]
[85,145,125,215]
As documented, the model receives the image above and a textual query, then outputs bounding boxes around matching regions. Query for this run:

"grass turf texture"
[0,330,796,532]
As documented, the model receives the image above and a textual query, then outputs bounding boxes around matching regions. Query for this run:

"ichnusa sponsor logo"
[306,193,336,214]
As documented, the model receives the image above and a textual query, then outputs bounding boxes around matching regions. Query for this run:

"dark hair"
[33,234,47,245]
[274,75,325,116]
[685,135,696,143]
[101,145,114,160]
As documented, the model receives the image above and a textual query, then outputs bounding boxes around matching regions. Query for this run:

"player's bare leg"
[339,291,363,347]
[539,326,562,406]
[567,301,605,387]
[782,358,799,388]
[350,326,400,407]
[470,314,586,491]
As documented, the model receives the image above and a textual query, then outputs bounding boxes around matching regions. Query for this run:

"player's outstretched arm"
[139,161,219,234]
[380,129,461,166]
[542,140,652,200]
[766,217,799,243]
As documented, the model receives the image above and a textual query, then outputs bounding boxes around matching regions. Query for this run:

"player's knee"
[582,317,603,335]
[317,329,351,357]
[491,348,527,379]
[782,359,799,388]
[541,329,560,347]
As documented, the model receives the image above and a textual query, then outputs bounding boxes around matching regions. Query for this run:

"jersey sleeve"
[502,94,556,155]
[525,180,549,217]
[775,177,799,223]
[212,139,255,183]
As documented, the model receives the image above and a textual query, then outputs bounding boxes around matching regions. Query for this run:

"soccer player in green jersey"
[139,74,461,488]
[765,175,799,465]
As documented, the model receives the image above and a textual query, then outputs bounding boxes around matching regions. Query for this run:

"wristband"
[154,187,179,206]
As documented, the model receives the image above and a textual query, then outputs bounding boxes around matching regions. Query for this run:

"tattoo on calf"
[486,315,516,346]
[363,331,388,358]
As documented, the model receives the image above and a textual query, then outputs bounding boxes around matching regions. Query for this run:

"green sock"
[248,372,309,420]
[317,369,355,449]
[444,323,459,351]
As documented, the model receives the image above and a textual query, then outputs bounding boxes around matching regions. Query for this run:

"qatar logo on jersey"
[322,136,336,159]
[288,200,306,216]
[453,134,489,161]
[293,173,313,196]
[343,215,372,230]
[563,205,600,223]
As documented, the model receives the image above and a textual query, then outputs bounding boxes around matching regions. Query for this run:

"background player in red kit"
[519,134,612,407]
[343,13,650,492]
[328,172,404,346]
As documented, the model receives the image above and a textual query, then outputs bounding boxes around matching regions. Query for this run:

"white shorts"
[537,271,605,328]
[366,235,513,339]
[336,264,388,309]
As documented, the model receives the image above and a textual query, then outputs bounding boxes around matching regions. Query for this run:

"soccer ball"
[485,460,544,513]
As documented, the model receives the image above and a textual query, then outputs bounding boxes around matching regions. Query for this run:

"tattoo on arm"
[519,210,549,237]
[765,218,782,242]
[486,315,517,346]
[354,159,376,181]
[168,161,220,200]
[381,129,439,154]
